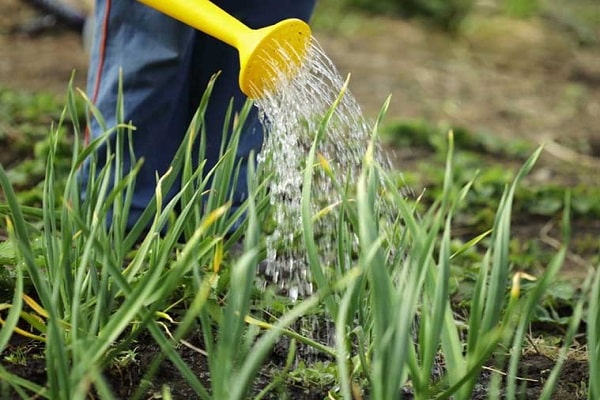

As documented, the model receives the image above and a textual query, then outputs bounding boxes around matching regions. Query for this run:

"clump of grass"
[0,79,596,399]
[0,76,289,399]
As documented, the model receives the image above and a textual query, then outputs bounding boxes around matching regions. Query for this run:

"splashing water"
[254,39,394,300]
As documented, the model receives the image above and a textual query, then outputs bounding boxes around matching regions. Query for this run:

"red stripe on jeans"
[86,0,112,144]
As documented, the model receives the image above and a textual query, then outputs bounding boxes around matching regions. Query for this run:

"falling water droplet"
[254,39,397,298]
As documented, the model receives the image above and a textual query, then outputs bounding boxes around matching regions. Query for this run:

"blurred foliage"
[543,0,600,45]
[0,87,80,203]
[314,0,600,43]
[382,118,600,228]
[382,118,533,159]
[503,0,539,18]
[329,0,475,31]
[0,88,62,160]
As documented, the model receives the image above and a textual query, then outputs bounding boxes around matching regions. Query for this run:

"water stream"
[254,39,394,301]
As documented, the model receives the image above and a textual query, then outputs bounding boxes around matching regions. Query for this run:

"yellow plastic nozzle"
[137,0,312,98]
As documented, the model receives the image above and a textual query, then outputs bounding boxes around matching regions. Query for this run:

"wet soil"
[0,0,598,398]
[0,332,590,399]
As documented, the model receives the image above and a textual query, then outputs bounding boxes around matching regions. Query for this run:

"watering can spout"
[137,0,312,98]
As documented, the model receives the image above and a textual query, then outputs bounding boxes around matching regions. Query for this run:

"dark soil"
[1,320,339,399]
[1,332,589,399]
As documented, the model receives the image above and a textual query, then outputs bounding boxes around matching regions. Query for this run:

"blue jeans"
[82,0,315,229]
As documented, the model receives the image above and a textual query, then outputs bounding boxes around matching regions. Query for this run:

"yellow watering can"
[137,0,312,98]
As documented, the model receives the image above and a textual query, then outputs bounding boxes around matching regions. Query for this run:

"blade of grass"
[506,195,570,399]
[538,267,591,400]
[301,76,352,319]
[0,220,24,353]
[588,262,600,400]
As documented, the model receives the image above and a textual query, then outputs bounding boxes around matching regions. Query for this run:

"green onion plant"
[0,77,592,399]
[0,76,280,399]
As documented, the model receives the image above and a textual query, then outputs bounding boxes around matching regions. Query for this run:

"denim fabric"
[82,0,315,229]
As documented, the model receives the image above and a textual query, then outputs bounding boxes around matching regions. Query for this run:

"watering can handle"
[137,0,250,49]
[137,0,312,98]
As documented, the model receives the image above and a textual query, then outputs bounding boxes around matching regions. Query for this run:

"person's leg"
[83,0,198,228]
[83,0,316,230]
